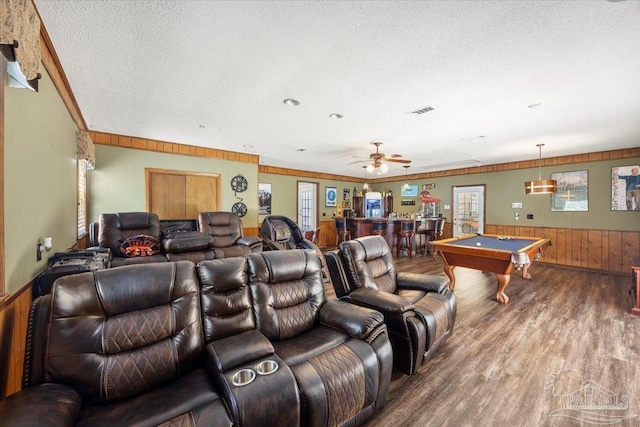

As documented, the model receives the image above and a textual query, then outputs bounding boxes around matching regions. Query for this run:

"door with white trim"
[452,185,485,237]
[297,181,317,232]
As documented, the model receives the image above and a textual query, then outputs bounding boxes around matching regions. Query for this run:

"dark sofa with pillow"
[1,250,392,427]
[96,212,261,266]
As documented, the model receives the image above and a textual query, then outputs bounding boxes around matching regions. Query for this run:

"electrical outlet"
[515,213,520,221]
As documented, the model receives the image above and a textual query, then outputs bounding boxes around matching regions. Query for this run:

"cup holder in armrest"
[256,359,279,376]
[231,368,256,387]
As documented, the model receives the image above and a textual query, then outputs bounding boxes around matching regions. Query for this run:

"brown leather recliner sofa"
[96,212,262,267]
[326,235,456,375]
[198,212,262,259]
[97,212,242,267]
[1,250,392,427]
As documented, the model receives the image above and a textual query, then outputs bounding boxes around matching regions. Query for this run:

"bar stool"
[397,219,416,259]
[435,218,445,239]
[417,219,437,255]
[304,227,320,244]
[334,217,351,245]
[372,219,387,237]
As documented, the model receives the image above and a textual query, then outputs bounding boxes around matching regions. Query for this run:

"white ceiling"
[34,1,640,178]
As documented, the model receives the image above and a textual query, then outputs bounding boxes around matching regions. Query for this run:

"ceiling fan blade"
[385,154,403,159]
[346,159,370,165]
[386,158,412,164]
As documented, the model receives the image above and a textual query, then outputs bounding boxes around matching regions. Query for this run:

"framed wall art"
[400,185,418,197]
[611,165,640,211]
[258,183,272,215]
[325,186,337,207]
[551,170,588,212]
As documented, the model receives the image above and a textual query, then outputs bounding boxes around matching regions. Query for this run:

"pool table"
[431,234,551,304]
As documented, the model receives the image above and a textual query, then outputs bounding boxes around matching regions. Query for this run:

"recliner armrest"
[319,299,384,340]
[237,236,262,247]
[207,329,275,373]
[397,271,449,293]
[0,383,81,427]
[348,286,415,314]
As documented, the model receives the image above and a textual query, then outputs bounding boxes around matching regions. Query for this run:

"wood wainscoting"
[484,225,640,274]
[0,283,32,399]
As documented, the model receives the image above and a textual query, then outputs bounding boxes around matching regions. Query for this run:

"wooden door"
[146,168,220,219]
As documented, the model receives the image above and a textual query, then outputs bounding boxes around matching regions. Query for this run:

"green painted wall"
[368,158,640,231]
[89,145,260,228]
[4,68,78,293]
[258,173,359,224]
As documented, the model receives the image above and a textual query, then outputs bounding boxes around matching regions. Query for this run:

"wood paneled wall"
[0,284,31,398]
[91,131,259,164]
[484,224,640,274]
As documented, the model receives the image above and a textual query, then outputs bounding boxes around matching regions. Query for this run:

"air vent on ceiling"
[408,105,434,115]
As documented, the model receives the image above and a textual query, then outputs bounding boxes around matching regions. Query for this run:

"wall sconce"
[36,237,52,262]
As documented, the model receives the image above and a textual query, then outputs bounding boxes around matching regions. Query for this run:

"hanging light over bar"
[525,144,557,194]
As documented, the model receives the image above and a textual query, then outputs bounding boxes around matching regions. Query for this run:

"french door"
[297,181,318,232]
[452,185,485,237]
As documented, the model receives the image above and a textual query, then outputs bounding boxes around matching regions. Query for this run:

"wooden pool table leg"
[443,265,456,291]
[496,273,511,304]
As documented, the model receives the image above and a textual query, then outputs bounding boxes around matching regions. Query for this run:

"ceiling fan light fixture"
[524,144,557,194]
[366,164,374,173]
[380,163,389,173]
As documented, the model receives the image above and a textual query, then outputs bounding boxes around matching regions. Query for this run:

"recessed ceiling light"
[528,103,543,109]
[283,98,300,106]
[329,113,343,119]
[295,148,307,152]
[243,144,253,149]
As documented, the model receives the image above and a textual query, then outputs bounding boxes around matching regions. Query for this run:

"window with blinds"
[77,159,87,238]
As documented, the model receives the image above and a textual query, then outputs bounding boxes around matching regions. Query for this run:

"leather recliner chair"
[198,212,262,258]
[8,261,233,426]
[98,212,168,266]
[259,215,329,282]
[242,250,394,426]
[327,235,457,375]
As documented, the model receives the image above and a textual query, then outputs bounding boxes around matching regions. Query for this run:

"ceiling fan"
[347,141,411,173]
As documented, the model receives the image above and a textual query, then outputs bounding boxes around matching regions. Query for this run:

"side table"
[33,249,110,299]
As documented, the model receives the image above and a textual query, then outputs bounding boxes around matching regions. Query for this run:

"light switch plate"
[512,202,523,209]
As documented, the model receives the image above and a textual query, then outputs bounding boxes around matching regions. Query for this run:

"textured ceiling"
[34,1,640,178]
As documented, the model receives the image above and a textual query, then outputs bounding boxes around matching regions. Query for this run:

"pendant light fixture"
[362,166,370,190]
[524,144,557,194]
[402,165,410,190]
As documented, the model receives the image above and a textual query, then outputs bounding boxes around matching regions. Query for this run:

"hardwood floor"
[324,252,640,426]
